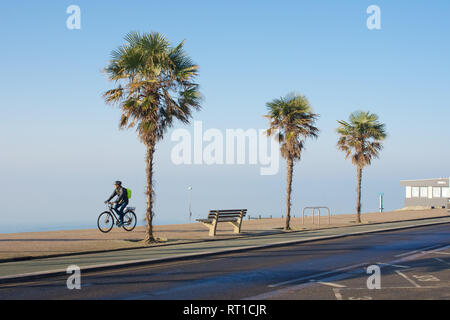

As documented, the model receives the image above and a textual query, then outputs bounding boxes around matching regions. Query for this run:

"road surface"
[0,223,449,300]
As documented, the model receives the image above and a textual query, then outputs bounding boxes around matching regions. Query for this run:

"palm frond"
[265,92,320,161]
[336,111,386,167]
[103,31,201,144]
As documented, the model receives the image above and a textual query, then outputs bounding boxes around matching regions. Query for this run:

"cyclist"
[105,181,129,227]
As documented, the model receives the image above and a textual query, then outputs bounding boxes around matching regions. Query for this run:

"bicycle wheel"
[97,211,114,233]
[122,211,137,231]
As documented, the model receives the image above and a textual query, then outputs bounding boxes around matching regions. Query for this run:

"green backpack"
[126,188,132,199]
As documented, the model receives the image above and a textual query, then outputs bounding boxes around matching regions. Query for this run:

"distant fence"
[248,214,301,220]
[247,215,274,220]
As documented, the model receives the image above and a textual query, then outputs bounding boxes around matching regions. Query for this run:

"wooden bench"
[197,209,247,236]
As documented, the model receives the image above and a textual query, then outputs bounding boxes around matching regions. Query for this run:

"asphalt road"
[1,223,449,300]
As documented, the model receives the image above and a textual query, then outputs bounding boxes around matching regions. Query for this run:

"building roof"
[400,177,450,187]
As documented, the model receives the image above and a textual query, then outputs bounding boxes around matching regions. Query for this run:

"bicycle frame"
[106,203,124,223]
[106,203,133,222]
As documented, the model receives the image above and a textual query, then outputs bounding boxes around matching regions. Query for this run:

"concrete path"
[1,216,450,282]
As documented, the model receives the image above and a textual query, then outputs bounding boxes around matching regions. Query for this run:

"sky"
[0,1,449,233]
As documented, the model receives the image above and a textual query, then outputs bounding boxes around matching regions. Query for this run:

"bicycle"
[97,202,137,233]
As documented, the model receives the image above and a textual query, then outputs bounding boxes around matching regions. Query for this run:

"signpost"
[188,186,193,222]
[379,192,384,213]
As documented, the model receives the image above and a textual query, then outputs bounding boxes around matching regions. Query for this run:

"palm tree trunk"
[356,165,362,223]
[285,157,294,231]
[144,142,156,243]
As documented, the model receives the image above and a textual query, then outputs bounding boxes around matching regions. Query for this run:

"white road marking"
[333,288,343,300]
[429,251,450,255]
[316,281,347,288]
[348,295,372,300]
[395,250,419,258]
[413,274,440,282]
[244,282,315,300]
[395,270,421,288]
[428,244,450,253]
[394,244,443,258]
[434,258,450,266]
[377,262,409,269]
[245,269,357,300]
[246,242,450,300]
[268,262,367,288]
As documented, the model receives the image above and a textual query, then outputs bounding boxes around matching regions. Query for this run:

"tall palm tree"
[103,31,201,243]
[336,111,386,223]
[265,93,319,231]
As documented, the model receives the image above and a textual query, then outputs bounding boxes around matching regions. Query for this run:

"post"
[188,186,193,222]
[379,192,384,213]
[302,207,331,226]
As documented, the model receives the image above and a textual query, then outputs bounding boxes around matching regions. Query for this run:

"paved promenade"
[1,215,449,282]
[1,209,448,261]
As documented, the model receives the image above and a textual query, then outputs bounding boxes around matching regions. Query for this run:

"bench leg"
[209,219,218,236]
[228,217,243,234]
[201,221,218,236]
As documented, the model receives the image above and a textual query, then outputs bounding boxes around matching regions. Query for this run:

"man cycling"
[105,181,129,227]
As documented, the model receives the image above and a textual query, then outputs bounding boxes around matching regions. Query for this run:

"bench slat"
[208,214,240,219]
[209,209,247,213]
[208,212,245,215]
[208,211,246,216]
[197,218,240,223]
[197,217,241,222]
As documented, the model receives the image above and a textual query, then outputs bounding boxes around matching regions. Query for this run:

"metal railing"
[302,207,331,225]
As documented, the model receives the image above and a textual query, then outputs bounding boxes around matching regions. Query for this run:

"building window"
[406,186,412,198]
[442,187,450,198]
[433,187,441,198]
[412,187,420,198]
[420,187,428,198]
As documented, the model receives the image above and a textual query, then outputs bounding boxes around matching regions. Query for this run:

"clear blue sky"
[1,1,449,232]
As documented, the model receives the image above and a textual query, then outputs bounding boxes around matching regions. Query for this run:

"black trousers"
[114,201,128,221]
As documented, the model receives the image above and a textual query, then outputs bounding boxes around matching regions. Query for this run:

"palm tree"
[265,93,319,231]
[103,31,201,243]
[336,111,386,224]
